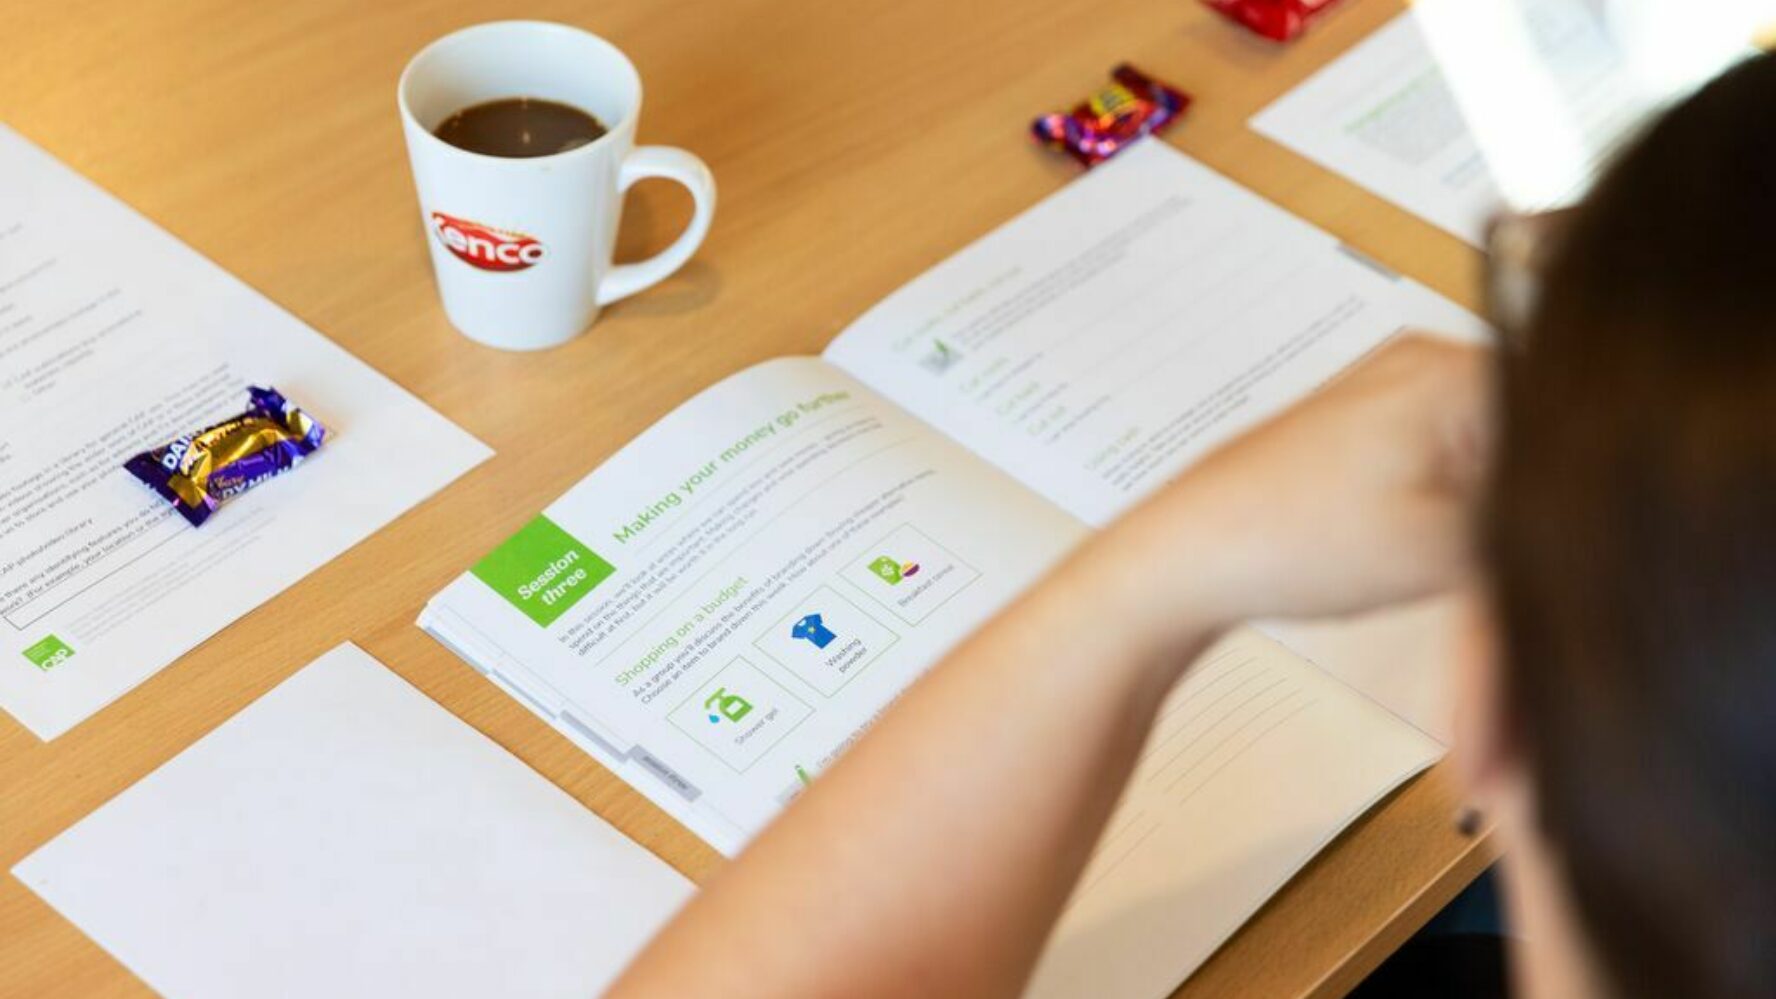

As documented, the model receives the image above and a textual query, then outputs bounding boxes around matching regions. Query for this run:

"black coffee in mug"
[433,97,607,158]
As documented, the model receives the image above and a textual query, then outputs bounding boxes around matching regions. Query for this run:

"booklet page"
[423,357,1087,853]
[0,126,490,739]
[822,140,1485,528]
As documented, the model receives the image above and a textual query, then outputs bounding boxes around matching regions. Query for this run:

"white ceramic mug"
[399,21,716,350]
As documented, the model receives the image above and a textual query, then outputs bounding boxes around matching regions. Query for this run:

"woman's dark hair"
[1484,52,1776,998]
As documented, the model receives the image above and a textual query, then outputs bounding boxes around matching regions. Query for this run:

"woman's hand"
[1092,333,1492,654]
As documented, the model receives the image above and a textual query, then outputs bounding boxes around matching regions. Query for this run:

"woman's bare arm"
[608,336,1488,999]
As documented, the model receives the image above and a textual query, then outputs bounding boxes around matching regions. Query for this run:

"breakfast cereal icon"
[867,555,919,586]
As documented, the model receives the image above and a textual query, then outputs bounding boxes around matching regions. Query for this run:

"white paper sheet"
[12,643,694,999]
[0,125,491,738]
[1411,0,1663,212]
[1252,13,1502,246]
[1252,5,1655,245]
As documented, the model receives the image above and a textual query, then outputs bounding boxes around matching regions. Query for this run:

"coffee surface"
[433,97,607,158]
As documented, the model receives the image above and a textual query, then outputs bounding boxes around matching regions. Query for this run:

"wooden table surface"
[0,0,1498,994]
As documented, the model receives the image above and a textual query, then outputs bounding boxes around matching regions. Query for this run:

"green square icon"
[23,635,74,671]
[471,516,615,627]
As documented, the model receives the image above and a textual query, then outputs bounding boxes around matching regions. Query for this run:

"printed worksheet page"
[1412,0,1670,211]
[822,140,1484,528]
[423,357,1089,852]
[0,126,490,738]
[1253,3,1654,245]
[1251,12,1502,246]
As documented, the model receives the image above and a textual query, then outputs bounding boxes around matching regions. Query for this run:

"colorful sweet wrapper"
[124,386,327,527]
[1201,0,1343,42]
[1032,64,1191,167]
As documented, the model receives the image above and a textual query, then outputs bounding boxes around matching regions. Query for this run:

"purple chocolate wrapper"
[123,386,327,527]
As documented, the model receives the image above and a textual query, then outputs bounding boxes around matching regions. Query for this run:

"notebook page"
[1026,628,1441,998]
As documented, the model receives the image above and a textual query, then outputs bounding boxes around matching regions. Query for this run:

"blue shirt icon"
[792,613,837,649]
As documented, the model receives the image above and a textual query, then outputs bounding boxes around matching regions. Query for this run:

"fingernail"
[1454,806,1484,837]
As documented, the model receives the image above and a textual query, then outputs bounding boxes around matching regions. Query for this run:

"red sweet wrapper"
[1202,0,1343,42]
[1032,64,1191,168]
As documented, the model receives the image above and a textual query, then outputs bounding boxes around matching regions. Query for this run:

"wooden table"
[0,0,1497,994]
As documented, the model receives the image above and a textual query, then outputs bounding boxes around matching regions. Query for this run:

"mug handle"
[596,146,717,306]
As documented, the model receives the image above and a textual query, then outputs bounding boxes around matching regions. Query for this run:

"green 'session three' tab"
[471,516,614,627]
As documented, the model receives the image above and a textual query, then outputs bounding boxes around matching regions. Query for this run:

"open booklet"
[422,140,1481,995]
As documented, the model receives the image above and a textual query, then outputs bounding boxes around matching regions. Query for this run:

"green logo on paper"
[472,516,615,627]
[23,635,74,671]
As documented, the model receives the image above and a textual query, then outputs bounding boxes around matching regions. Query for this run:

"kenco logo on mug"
[430,212,544,272]
[399,21,716,351]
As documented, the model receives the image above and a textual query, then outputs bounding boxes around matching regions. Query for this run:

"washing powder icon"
[791,613,838,649]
